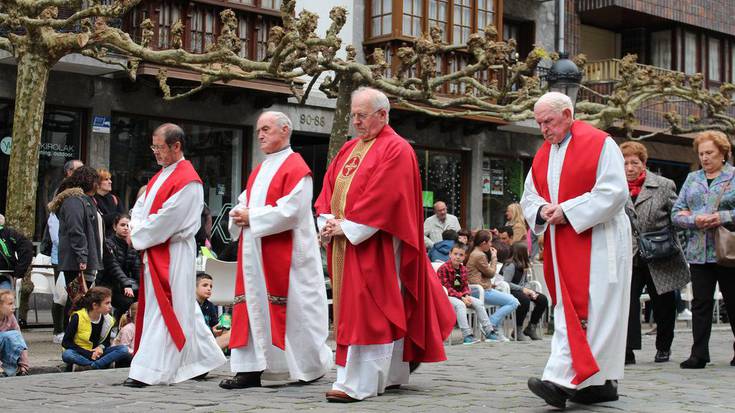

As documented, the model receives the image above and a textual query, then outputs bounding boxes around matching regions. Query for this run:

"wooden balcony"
[580,59,705,133]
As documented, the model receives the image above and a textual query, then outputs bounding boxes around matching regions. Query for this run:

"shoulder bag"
[714,176,735,267]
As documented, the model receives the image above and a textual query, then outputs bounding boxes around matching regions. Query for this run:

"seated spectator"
[99,214,139,319]
[500,242,548,341]
[466,230,519,342]
[428,229,458,263]
[504,203,528,243]
[112,301,137,354]
[0,214,34,291]
[496,226,514,247]
[196,273,230,350]
[0,290,29,376]
[61,287,131,371]
[436,244,502,343]
[457,229,472,246]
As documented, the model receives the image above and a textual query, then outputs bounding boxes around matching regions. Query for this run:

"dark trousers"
[626,264,676,351]
[511,289,548,327]
[689,263,735,361]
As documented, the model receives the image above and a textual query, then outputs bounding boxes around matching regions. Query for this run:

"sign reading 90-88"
[300,113,326,127]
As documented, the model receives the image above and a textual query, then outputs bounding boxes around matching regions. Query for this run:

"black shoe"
[569,380,618,404]
[123,378,149,388]
[409,361,421,373]
[527,377,574,409]
[192,372,208,381]
[654,350,670,363]
[219,372,262,389]
[680,356,707,369]
[625,348,636,365]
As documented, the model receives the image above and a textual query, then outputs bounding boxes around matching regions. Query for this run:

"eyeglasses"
[150,144,171,152]
[349,109,382,122]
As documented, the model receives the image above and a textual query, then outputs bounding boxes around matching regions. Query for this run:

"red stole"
[229,152,311,351]
[314,125,455,366]
[134,160,202,354]
[530,120,607,385]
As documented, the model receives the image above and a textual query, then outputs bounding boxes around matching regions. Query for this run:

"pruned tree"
[574,54,735,140]
[0,0,345,238]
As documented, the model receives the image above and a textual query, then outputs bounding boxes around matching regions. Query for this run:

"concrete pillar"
[87,78,112,169]
[467,134,485,230]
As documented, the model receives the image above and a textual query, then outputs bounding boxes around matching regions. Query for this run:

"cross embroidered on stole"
[329,137,377,328]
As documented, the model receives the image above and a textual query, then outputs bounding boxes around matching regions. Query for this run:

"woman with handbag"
[672,130,735,369]
[621,142,690,365]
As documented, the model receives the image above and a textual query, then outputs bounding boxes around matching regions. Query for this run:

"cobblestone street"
[1,326,733,412]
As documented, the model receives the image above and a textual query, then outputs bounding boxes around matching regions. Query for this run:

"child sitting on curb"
[196,273,230,350]
[62,287,131,371]
[0,290,29,376]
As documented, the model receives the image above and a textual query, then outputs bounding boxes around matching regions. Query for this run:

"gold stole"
[329,137,377,327]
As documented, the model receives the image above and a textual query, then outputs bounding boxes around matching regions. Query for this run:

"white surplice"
[129,158,226,385]
[228,147,333,382]
[520,136,632,389]
[316,216,409,400]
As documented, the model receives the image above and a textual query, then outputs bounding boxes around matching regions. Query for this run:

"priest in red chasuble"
[219,111,332,390]
[521,92,632,408]
[125,124,226,387]
[315,86,455,403]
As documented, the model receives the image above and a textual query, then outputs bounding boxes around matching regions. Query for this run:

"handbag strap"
[713,172,735,211]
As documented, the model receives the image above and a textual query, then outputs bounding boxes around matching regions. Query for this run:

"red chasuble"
[229,152,311,351]
[315,125,455,367]
[530,120,607,385]
[134,160,202,353]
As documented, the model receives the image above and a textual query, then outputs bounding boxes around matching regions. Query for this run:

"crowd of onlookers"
[0,160,228,376]
[424,201,549,344]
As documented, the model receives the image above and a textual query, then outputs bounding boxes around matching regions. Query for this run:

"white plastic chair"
[15,254,55,323]
[203,258,237,306]
[469,283,517,341]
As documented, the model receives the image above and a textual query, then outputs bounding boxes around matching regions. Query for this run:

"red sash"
[229,152,311,350]
[134,160,202,354]
[530,120,607,385]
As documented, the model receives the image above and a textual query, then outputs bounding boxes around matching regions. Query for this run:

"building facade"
[1,0,731,250]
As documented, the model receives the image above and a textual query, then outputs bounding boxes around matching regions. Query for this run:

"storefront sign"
[271,104,333,134]
[92,115,111,134]
[39,142,76,158]
[0,136,11,155]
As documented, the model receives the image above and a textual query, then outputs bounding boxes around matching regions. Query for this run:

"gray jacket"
[626,171,690,294]
[49,188,103,273]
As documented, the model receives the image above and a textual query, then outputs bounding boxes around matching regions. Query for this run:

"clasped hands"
[541,203,567,225]
[319,218,345,245]
[677,210,721,229]
[230,207,250,227]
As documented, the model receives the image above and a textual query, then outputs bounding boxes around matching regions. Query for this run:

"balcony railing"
[579,58,710,133]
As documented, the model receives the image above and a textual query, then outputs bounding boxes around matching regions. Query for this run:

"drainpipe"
[556,0,565,53]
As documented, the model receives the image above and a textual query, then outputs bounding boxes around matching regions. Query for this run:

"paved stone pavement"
[2,326,734,412]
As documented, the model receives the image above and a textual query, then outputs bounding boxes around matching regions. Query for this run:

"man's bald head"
[434,201,448,221]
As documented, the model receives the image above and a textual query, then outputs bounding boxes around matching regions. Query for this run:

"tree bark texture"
[327,75,356,163]
[6,49,52,239]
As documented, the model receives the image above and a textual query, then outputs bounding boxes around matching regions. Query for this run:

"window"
[130,6,149,44]
[229,0,255,4]
[708,37,721,82]
[237,15,250,58]
[650,30,671,69]
[0,101,85,241]
[256,18,277,60]
[684,31,697,75]
[428,0,448,42]
[157,1,181,49]
[417,148,465,222]
[190,6,216,53]
[731,42,735,82]
[260,0,282,10]
[477,0,494,35]
[371,0,393,37]
[403,0,423,38]
[452,0,471,45]
[448,55,468,93]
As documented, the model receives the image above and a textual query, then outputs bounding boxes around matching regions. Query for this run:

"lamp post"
[546,52,583,105]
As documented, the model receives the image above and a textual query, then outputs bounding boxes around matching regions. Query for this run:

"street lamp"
[546,52,583,105]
